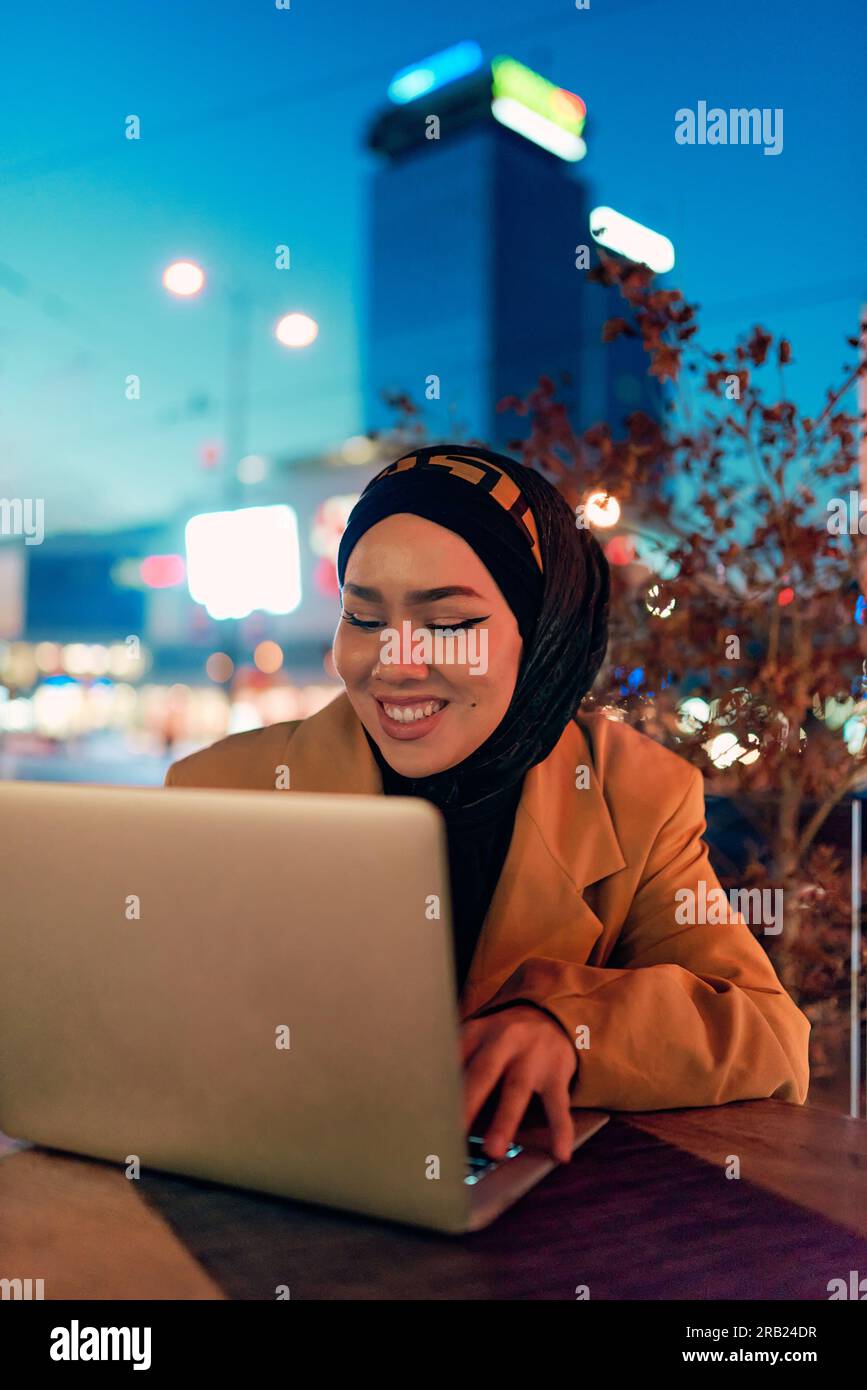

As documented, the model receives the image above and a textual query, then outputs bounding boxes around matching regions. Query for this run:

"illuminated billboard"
[589,207,675,274]
[378,50,588,163]
[185,506,301,621]
[490,56,586,162]
[388,42,484,105]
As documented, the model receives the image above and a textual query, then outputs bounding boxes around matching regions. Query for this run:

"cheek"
[459,629,520,714]
[332,626,368,686]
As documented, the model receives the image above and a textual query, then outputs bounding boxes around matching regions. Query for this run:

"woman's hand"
[461,1004,578,1164]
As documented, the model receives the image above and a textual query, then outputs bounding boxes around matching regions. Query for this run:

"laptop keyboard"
[464,1135,523,1185]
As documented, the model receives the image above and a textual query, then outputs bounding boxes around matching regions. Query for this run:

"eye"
[341,611,382,631]
[426,617,490,631]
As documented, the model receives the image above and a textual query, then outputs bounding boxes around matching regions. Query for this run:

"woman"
[167,444,810,1163]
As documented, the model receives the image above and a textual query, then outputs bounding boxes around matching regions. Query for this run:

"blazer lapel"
[282,695,627,1020]
[458,718,626,1018]
[282,693,382,794]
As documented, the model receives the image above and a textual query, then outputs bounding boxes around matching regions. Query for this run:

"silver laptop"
[0,781,608,1234]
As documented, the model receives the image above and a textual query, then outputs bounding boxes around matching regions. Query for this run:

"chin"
[377,739,454,778]
[372,733,444,778]
[373,727,470,778]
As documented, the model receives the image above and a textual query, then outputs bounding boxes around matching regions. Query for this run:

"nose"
[374,623,431,683]
[375,654,431,683]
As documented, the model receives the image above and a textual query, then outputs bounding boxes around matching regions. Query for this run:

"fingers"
[459,1018,486,1066]
[460,1011,577,1165]
[541,1081,575,1164]
[462,1039,511,1134]
[482,1071,534,1159]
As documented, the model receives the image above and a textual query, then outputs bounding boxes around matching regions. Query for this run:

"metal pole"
[222,284,253,672]
[225,283,252,508]
[854,307,867,1118]
[860,304,867,596]
[851,796,862,1119]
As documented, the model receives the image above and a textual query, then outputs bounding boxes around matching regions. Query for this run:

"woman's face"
[333,513,523,777]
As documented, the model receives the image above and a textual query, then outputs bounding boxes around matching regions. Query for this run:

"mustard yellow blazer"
[166,692,810,1110]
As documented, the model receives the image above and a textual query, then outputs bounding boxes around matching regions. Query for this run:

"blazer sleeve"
[471,767,811,1111]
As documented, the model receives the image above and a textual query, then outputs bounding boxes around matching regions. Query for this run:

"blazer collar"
[283,692,382,795]
[282,693,626,1013]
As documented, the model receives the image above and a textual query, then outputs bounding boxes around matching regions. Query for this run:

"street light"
[161,259,318,670]
[275,312,319,348]
[160,260,319,497]
[162,260,206,297]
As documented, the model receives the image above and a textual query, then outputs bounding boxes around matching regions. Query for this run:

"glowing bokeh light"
[645,584,676,618]
[823,696,855,730]
[589,207,675,274]
[185,506,302,621]
[604,535,635,566]
[140,554,186,588]
[35,641,61,673]
[388,41,483,104]
[162,260,206,297]
[491,57,586,136]
[310,494,361,560]
[62,643,91,676]
[88,644,110,676]
[275,313,319,348]
[254,640,284,675]
[107,642,147,679]
[677,697,711,733]
[206,652,234,683]
[585,492,621,528]
[491,97,586,161]
[200,441,222,470]
[237,454,268,485]
[341,435,376,465]
[705,731,761,769]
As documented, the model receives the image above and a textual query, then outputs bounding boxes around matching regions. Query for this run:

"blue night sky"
[1,0,864,534]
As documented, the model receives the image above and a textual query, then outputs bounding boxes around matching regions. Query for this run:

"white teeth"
[382,699,445,723]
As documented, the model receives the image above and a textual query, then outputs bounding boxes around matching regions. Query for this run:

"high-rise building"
[363,53,662,449]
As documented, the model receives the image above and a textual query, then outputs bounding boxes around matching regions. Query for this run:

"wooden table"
[2,1101,866,1300]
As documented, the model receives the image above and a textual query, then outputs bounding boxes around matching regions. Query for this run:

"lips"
[373,695,450,741]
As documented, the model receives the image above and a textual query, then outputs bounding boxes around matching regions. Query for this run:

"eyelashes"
[340,612,490,632]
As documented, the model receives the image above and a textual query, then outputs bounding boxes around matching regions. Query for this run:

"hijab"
[336,444,610,990]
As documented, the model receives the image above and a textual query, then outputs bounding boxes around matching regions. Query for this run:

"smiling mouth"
[374,696,449,724]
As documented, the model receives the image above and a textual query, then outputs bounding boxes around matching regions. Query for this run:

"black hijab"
[337,444,610,990]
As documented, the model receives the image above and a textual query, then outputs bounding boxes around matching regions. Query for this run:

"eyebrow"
[343,583,486,604]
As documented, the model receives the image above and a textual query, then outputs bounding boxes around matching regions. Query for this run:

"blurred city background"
[1,0,864,786]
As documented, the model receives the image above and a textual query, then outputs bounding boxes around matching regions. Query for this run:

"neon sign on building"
[490,56,587,162]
